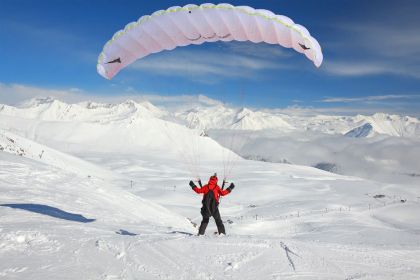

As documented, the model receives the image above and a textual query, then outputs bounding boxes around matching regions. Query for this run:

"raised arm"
[219,183,235,196]
[193,186,207,194]
[189,180,207,194]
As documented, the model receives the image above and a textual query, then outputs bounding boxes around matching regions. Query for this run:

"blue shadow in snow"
[1,203,95,223]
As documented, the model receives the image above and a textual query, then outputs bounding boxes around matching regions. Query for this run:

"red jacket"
[193,176,230,203]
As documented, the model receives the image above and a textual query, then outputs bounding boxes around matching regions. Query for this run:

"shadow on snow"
[1,203,96,223]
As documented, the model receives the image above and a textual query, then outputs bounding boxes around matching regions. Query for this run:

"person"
[189,173,235,235]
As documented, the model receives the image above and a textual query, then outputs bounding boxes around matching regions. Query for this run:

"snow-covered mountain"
[175,105,295,131]
[174,103,420,138]
[0,98,239,166]
[0,129,116,179]
[0,97,166,123]
[280,113,420,138]
[2,97,419,138]
[347,113,420,138]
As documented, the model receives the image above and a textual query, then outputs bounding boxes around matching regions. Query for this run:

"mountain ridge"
[1,97,419,138]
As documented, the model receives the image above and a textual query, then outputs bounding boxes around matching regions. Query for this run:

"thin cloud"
[265,105,420,118]
[222,41,291,59]
[335,22,420,59]
[322,14,420,78]
[323,60,420,79]
[1,83,419,117]
[1,19,97,64]
[0,83,87,105]
[129,46,292,83]
[0,82,222,109]
[321,94,420,103]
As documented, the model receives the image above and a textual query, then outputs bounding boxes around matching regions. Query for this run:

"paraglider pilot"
[189,173,235,235]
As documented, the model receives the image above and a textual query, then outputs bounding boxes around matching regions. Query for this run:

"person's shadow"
[1,203,95,223]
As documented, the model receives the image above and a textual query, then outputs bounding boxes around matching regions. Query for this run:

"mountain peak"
[236,107,254,119]
[345,123,375,138]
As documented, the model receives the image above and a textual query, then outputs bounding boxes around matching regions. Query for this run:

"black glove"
[189,180,196,189]
[198,179,202,187]
[227,183,235,192]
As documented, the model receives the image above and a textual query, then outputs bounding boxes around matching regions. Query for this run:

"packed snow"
[1,98,419,279]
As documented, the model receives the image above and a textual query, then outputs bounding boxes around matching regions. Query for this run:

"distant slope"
[0,97,166,122]
[175,105,295,131]
[349,113,420,137]
[0,129,116,179]
[283,113,420,138]
[175,104,419,137]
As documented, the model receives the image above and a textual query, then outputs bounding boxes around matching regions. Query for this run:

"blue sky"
[1,0,420,115]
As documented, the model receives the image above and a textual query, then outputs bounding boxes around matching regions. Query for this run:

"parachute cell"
[97,3,323,80]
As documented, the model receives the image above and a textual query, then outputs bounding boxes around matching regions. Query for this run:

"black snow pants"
[198,207,226,235]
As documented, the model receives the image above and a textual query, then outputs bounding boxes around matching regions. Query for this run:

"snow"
[1,97,166,122]
[0,129,116,179]
[1,98,420,279]
[208,128,420,186]
[175,105,295,131]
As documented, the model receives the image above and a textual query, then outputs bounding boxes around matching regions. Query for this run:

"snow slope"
[1,97,420,279]
[0,129,116,179]
[1,145,420,279]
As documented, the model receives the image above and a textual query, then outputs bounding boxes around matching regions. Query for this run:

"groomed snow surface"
[1,98,420,279]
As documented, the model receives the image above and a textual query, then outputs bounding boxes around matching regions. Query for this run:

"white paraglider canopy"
[97,3,323,80]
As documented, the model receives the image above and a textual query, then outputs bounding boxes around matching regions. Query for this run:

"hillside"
[1,98,420,279]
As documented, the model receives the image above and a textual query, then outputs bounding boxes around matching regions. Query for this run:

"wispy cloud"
[1,19,97,63]
[2,82,419,117]
[0,83,87,105]
[265,104,420,118]
[323,60,420,79]
[129,43,292,83]
[0,82,223,109]
[323,19,420,79]
[337,22,420,59]
[222,41,291,59]
[321,94,420,103]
